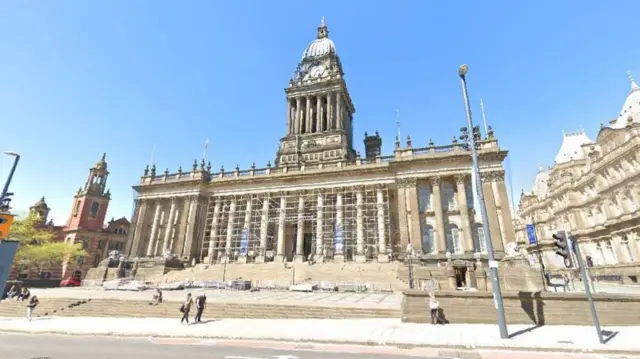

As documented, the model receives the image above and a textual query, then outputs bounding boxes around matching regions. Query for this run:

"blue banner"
[526,224,537,245]
[240,229,248,256]
[334,224,344,255]
[0,240,19,293]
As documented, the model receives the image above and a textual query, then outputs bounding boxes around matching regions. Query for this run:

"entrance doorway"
[454,267,467,288]
[303,233,313,260]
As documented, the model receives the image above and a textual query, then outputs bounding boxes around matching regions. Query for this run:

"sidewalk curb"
[1,328,638,356]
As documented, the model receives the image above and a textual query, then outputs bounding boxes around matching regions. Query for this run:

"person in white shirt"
[429,292,440,325]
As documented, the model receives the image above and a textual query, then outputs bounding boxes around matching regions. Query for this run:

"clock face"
[310,65,325,77]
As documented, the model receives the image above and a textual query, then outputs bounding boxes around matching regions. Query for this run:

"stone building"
[125,20,523,289]
[515,74,640,283]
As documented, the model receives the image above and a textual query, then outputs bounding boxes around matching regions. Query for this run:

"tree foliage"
[8,212,86,274]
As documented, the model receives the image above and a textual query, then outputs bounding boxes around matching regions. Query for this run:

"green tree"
[9,212,86,275]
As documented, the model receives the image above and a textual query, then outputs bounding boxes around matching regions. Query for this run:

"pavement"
[28,287,403,309]
[0,316,638,356]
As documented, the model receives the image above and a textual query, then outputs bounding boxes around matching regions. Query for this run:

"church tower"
[65,153,111,230]
[277,18,356,166]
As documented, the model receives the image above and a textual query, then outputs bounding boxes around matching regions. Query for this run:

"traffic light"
[0,192,13,212]
[552,230,573,268]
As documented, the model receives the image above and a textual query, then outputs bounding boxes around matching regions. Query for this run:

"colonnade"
[286,91,350,136]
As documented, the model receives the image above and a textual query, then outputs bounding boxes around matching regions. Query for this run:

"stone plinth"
[130,258,185,282]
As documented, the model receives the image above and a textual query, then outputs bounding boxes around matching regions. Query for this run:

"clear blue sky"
[1,1,639,225]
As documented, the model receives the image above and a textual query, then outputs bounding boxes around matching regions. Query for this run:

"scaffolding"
[200,184,392,264]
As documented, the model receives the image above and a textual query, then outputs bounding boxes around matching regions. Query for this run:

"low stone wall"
[402,290,640,326]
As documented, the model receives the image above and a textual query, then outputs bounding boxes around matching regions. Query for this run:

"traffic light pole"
[571,238,604,344]
[459,65,509,339]
[531,216,548,291]
[0,152,20,206]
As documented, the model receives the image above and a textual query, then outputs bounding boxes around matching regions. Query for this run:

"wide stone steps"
[0,298,90,318]
[12,298,399,319]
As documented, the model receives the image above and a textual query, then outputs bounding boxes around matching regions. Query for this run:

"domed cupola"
[301,17,337,60]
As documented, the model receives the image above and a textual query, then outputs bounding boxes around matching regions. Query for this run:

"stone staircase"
[148,262,409,292]
[0,298,91,318]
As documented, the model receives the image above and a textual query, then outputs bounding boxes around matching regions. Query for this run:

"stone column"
[405,179,422,254]
[335,189,344,262]
[275,193,287,262]
[355,187,365,262]
[305,96,311,134]
[146,201,162,257]
[377,185,388,263]
[295,97,301,134]
[225,199,237,257]
[315,190,324,261]
[455,175,474,253]
[238,196,252,263]
[256,196,270,263]
[182,196,199,259]
[336,92,342,130]
[162,197,177,254]
[206,200,221,263]
[287,99,292,135]
[316,96,322,132]
[395,180,410,253]
[295,194,305,261]
[431,177,447,254]
[494,175,516,247]
[326,93,333,130]
[128,199,148,257]
[481,172,505,254]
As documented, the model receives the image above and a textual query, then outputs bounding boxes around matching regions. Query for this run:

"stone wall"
[402,290,640,326]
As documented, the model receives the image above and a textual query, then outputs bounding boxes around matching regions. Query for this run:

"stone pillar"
[395,180,410,253]
[225,199,237,257]
[326,93,333,130]
[480,172,505,254]
[431,177,447,254]
[162,198,177,255]
[128,199,148,257]
[377,185,388,263]
[275,193,287,262]
[405,179,422,254]
[335,190,344,262]
[256,196,270,263]
[455,175,474,253]
[287,99,292,135]
[295,97,301,134]
[336,92,342,130]
[238,196,252,263]
[494,175,516,247]
[295,194,305,262]
[316,96,322,132]
[146,201,162,257]
[355,187,365,262]
[182,196,199,259]
[206,200,221,263]
[315,190,324,261]
[305,96,311,134]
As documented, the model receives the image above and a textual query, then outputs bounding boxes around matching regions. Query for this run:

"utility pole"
[570,236,604,344]
[458,65,509,339]
[530,216,548,291]
[0,151,20,208]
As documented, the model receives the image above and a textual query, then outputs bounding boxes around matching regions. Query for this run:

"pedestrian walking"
[194,293,207,323]
[429,292,440,325]
[26,296,39,321]
[179,293,193,324]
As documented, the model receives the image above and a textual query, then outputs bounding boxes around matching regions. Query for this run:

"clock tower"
[276,18,356,166]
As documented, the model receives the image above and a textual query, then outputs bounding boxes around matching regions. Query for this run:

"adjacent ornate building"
[125,20,520,287]
[516,75,640,283]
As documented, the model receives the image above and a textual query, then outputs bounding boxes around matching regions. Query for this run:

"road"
[0,333,439,359]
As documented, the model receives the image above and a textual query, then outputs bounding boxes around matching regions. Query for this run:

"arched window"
[421,223,434,254]
[90,201,99,217]
[472,223,486,253]
[418,185,432,212]
[445,224,461,254]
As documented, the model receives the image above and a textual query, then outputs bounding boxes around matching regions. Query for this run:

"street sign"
[526,224,537,245]
[240,229,248,256]
[0,240,19,293]
[0,213,15,240]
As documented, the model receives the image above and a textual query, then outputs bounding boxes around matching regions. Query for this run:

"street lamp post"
[458,65,509,339]
[0,151,20,207]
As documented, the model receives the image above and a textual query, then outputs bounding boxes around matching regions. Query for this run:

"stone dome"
[31,196,48,209]
[95,153,108,170]
[301,17,336,61]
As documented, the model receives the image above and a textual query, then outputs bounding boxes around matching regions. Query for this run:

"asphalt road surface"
[0,333,441,359]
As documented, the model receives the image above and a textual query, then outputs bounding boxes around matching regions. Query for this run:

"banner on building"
[0,240,19,292]
[334,224,344,255]
[240,228,248,256]
[526,224,537,245]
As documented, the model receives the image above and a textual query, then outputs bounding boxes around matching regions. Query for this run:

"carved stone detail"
[455,174,468,185]
[480,171,505,182]
[396,177,417,188]
[429,177,441,187]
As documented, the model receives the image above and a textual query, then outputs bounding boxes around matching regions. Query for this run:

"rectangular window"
[418,185,432,212]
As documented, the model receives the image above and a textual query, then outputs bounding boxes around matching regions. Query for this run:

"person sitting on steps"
[17,287,30,301]
[151,288,163,305]
[429,292,441,325]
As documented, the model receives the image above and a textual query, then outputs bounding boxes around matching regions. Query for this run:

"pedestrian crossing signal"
[0,213,15,240]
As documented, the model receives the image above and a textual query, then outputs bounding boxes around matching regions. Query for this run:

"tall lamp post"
[458,65,509,339]
[0,151,20,207]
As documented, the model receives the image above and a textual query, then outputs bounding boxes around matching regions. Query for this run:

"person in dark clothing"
[180,293,193,324]
[26,296,39,321]
[194,294,207,323]
[17,288,30,301]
